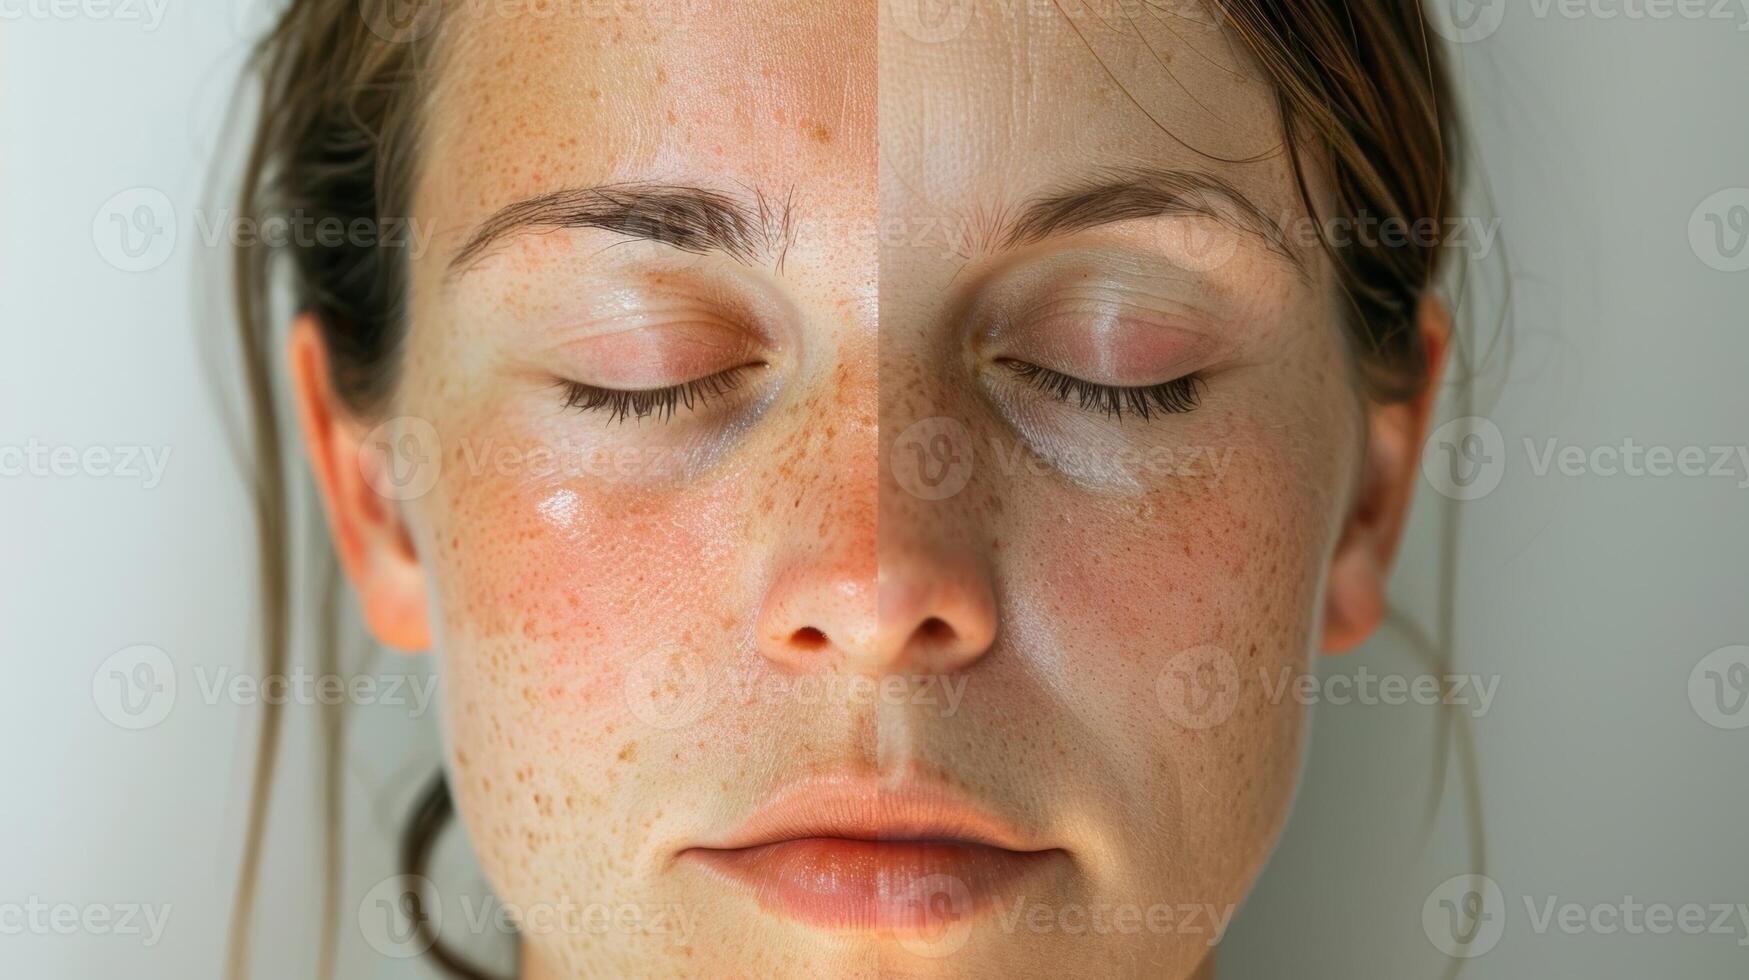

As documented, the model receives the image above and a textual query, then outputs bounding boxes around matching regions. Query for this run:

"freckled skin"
[363,2,1370,978]
[880,7,1363,979]
[394,4,879,978]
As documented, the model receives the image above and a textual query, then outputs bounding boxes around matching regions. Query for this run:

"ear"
[1321,295,1450,654]
[287,314,432,652]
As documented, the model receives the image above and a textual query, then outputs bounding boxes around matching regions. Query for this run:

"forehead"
[880,2,1297,217]
[419,0,876,231]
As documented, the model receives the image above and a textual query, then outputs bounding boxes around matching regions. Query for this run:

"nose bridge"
[753,363,879,673]
[871,354,999,675]
[756,355,998,678]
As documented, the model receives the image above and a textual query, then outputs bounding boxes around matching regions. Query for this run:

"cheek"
[419,424,758,729]
[994,408,1351,882]
[995,301,1360,718]
[1002,419,1342,667]
[412,424,769,928]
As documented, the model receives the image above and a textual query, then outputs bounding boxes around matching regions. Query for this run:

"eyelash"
[1001,360,1205,420]
[557,365,752,424]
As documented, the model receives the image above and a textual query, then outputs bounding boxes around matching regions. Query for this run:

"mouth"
[678,776,1067,933]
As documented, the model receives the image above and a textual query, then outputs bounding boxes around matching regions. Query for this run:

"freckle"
[618,742,638,762]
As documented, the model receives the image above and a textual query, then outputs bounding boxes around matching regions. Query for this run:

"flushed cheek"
[419,437,756,721]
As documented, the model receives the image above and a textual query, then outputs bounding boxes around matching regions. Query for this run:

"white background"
[2,2,1747,977]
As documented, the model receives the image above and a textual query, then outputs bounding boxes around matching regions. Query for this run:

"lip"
[679,776,1066,933]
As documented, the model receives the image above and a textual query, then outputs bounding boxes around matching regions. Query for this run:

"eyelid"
[547,320,769,393]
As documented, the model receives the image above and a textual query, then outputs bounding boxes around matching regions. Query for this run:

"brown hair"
[225,1,474,977]
[1217,1,1462,400]
[226,1,1476,977]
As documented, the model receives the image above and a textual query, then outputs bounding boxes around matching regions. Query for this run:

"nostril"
[790,626,830,651]
[917,616,957,645]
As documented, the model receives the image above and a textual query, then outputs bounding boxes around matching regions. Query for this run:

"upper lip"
[686,774,1053,853]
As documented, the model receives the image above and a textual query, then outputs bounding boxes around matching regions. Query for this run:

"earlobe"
[1320,295,1451,654]
[287,315,433,653]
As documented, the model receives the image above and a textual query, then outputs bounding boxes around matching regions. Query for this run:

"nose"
[755,558,877,673]
[756,547,996,676]
[874,550,997,674]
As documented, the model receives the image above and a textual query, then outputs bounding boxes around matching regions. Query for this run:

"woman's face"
[346,3,1374,977]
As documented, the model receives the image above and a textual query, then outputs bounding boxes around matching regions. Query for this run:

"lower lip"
[684,838,1060,932]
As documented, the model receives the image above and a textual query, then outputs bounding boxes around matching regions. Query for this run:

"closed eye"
[555,364,756,424]
[1000,359,1205,420]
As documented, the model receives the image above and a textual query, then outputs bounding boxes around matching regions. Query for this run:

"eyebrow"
[998,167,1305,274]
[447,182,796,277]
